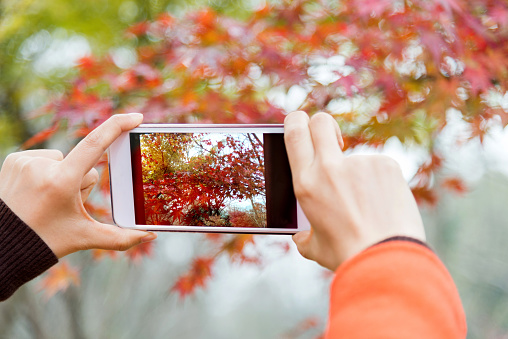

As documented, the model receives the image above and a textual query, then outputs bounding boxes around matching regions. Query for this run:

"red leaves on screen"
[140,133,266,228]
[37,261,80,299]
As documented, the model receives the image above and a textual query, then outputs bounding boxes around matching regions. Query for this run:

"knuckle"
[108,115,124,133]
[42,166,73,194]
[345,154,372,171]
[18,157,36,174]
[52,149,64,161]
[10,157,24,173]
[84,129,104,149]
[293,174,313,199]
[90,168,100,183]
[4,152,21,166]
[319,155,340,171]
[284,124,308,145]
[39,172,58,193]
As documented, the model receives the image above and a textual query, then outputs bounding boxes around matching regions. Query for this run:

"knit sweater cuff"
[0,199,58,301]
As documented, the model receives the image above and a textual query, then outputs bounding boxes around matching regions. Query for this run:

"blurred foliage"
[0,0,254,157]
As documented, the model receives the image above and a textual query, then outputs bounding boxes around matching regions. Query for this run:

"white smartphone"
[108,123,310,234]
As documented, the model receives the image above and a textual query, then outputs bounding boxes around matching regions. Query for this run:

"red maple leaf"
[411,185,439,206]
[21,123,60,150]
[442,177,468,195]
[172,257,214,299]
[125,241,154,263]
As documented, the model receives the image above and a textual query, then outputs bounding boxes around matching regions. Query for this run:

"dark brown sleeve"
[0,199,58,301]
[374,235,431,250]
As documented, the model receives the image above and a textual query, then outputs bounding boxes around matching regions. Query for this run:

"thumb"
[292,230,313,260]
[89,222,157,252]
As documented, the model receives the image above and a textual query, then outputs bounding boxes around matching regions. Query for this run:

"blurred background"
[1,0,508,338]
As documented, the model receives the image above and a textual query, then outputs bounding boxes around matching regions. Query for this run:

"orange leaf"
[172,275,196,299]
[205,233,224,243]
[172,257,215,299]
[442,177,467,195]
[156,13,174,27]
[21,123,60,150]
[220,234,260,264]
[91,249,118,261]
[125,241,154,263]
[127,21,150,37]
[411,185,438,206]
[37,261,80,299]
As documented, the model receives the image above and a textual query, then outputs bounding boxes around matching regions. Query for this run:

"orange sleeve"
[325,241,467,339]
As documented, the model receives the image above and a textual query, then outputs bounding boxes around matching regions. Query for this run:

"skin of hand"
[0,113,157,259]
[284,111,425,271]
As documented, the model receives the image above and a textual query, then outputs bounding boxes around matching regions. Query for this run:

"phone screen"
[129,132,297,229]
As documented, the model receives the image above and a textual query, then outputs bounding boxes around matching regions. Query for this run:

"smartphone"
[108,124,310,234]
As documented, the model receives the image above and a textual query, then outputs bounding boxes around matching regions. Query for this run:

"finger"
[80,168,99,202]
[64,113,143,178]
[309,112,344,160]
[4,149,64,164]
[292,230,314,260]
[284,111,315,173]
[88,222,157,252]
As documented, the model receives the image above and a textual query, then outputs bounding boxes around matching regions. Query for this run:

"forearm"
[0,199,58,301]
[326,240,467,338]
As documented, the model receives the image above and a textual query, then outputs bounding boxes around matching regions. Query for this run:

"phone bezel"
[108,123,310,234]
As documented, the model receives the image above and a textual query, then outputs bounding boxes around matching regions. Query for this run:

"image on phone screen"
[129,132,297,229]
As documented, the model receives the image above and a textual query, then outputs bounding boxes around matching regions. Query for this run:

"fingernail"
[141,232,157,243]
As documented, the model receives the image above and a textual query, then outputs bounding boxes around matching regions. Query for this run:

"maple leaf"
[125,241,154,263]
[441,177,468,195]
[77,56,107,79]
[21,122,60,150]
[91,249,118,261]
[411,185,439,206]
[467,115,490,143]
[489,4,508,28]
[205,233,224,244]
[126,21,150,37]
[355,0,393,18]
[172,257,214,299]
[463,66,492,95]
[220,234,260,264]
[420,31,447,65]
[37,261,80,300]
